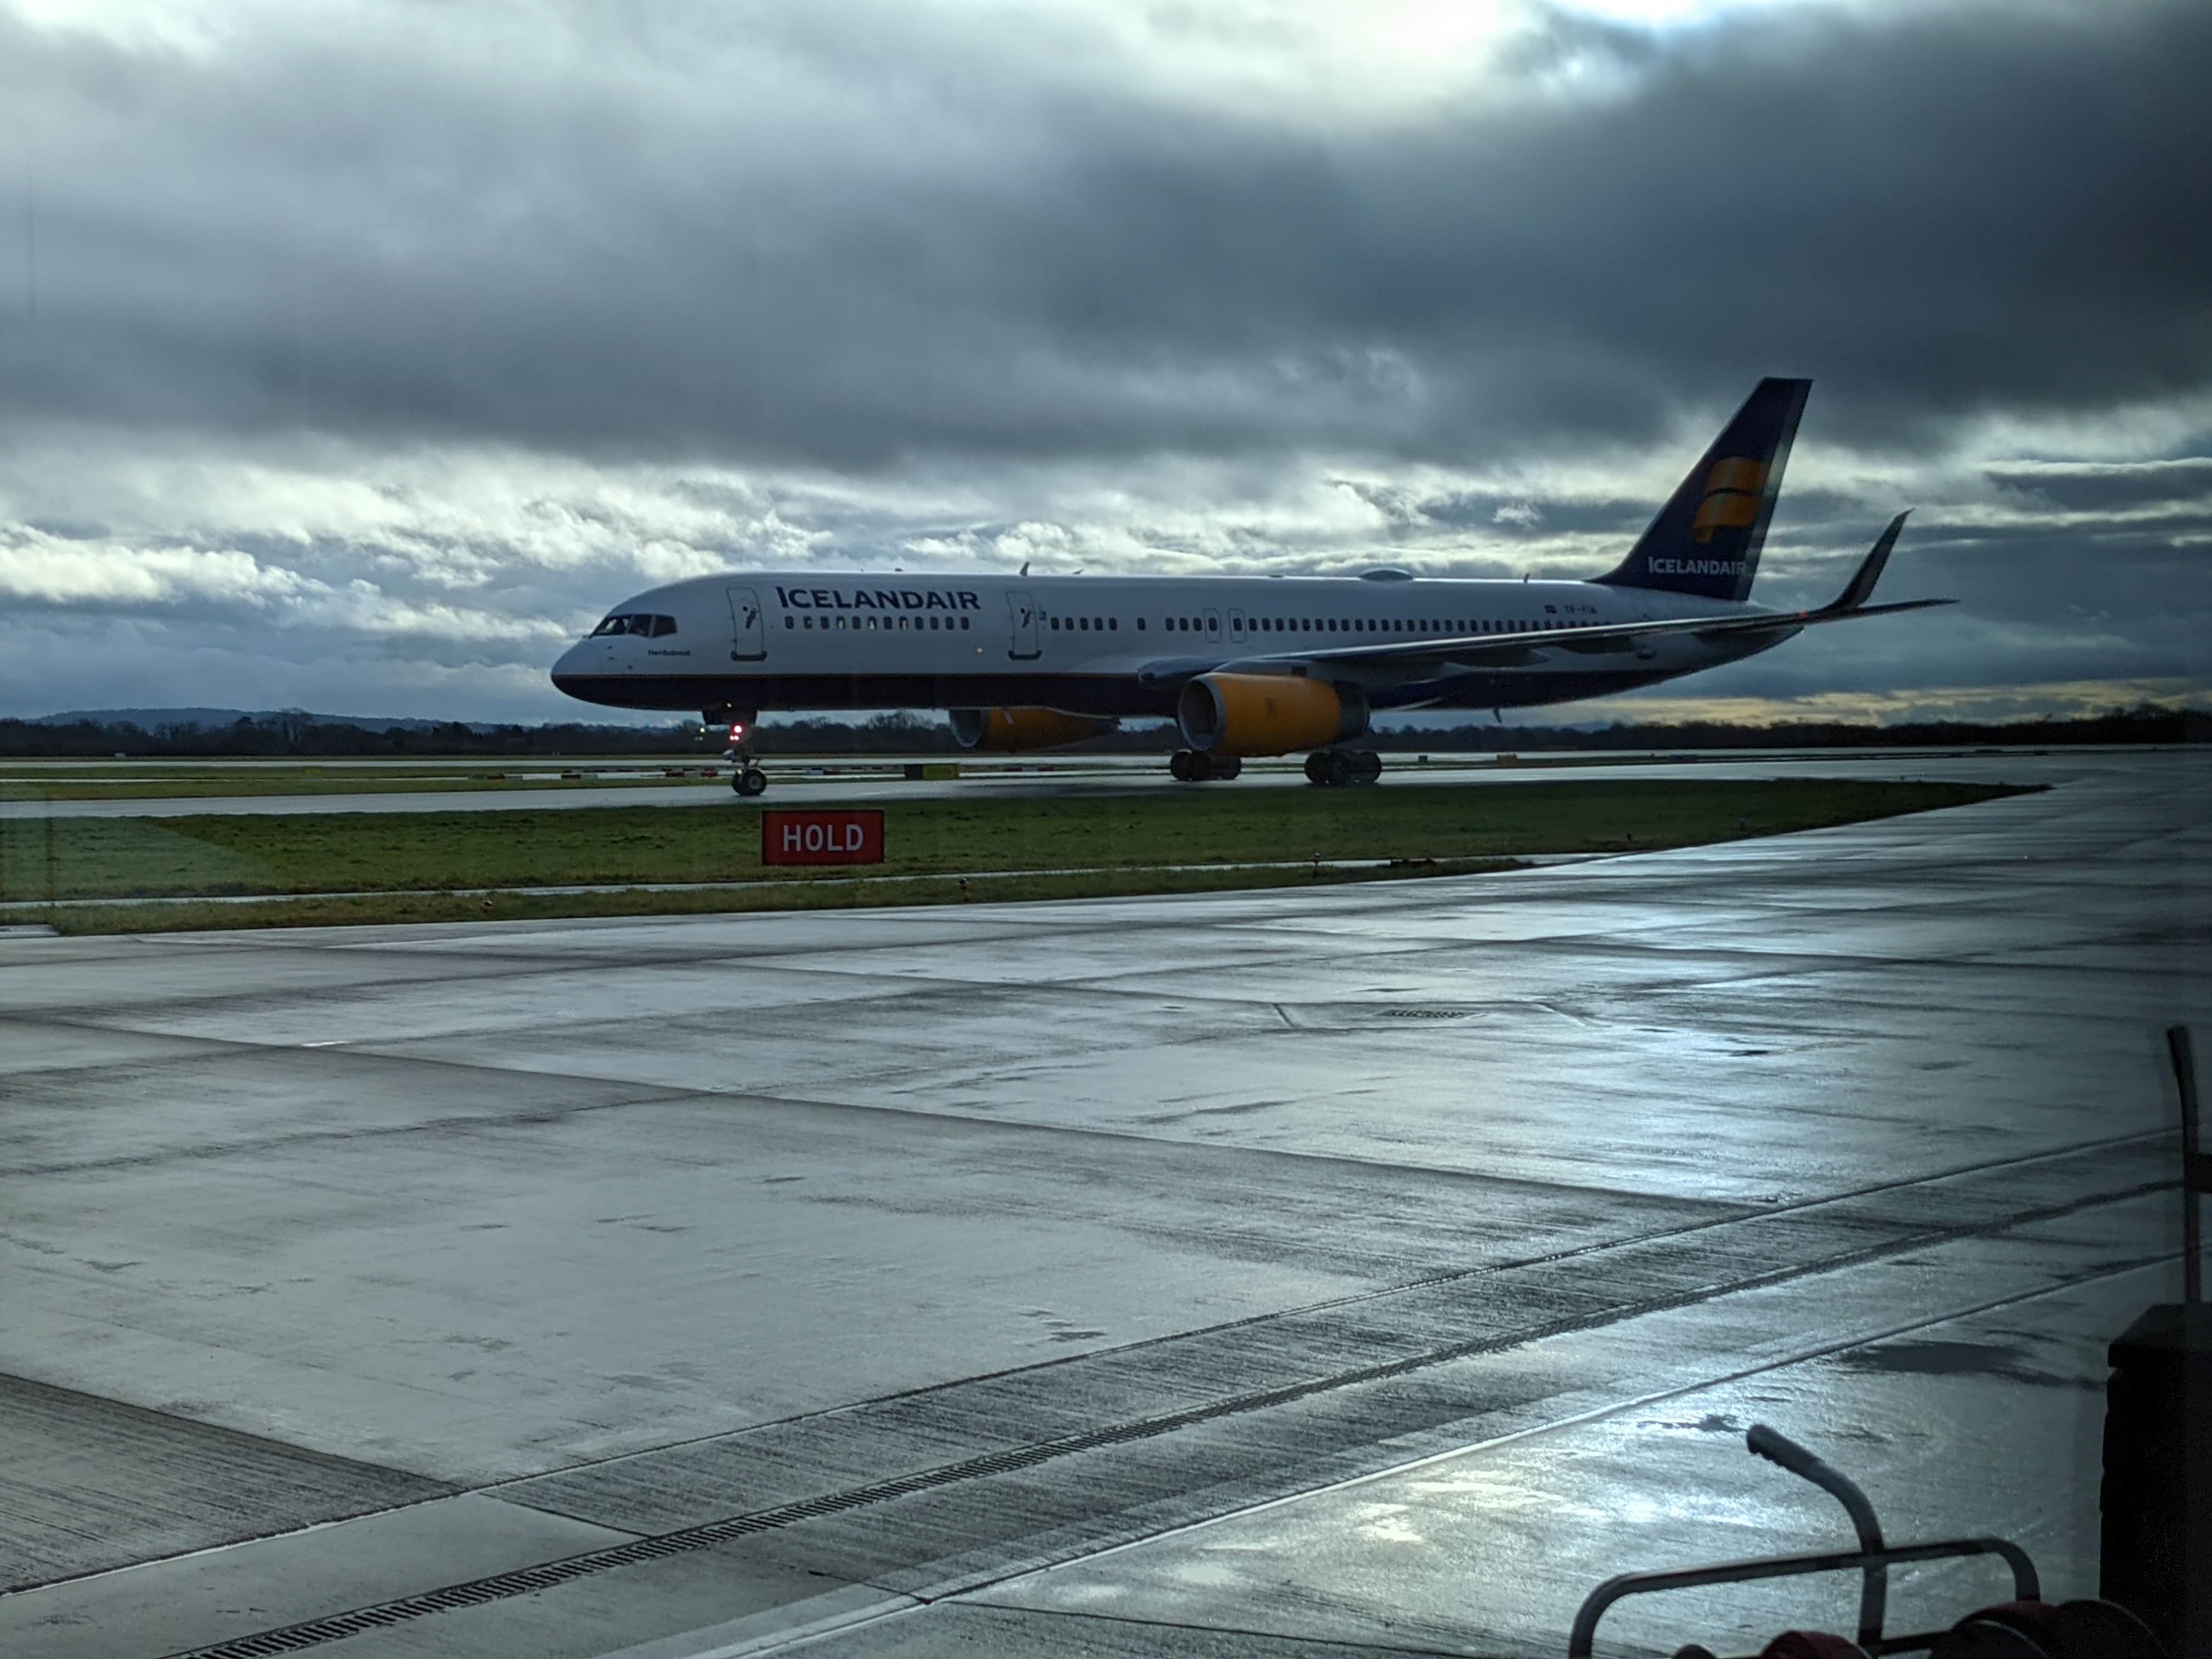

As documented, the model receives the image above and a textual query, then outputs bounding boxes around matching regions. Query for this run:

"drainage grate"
[1380,1007,1470,1020]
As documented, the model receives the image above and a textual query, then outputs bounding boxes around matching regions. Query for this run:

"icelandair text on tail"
[761,809,887,866]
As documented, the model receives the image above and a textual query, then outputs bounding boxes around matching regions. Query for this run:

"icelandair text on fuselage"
[776,586,982,613]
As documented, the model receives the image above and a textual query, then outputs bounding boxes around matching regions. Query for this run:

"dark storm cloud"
[2,0,2207,470]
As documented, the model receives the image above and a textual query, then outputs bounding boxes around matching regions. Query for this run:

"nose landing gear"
[706,707,769,798]
[1304,749,1383,787]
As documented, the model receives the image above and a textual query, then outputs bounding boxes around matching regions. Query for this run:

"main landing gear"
[1304,749,1383,787]
[1169,749,1243,782]
[707,707,769,797]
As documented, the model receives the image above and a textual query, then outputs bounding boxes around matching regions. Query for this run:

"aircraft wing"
[1195,513,1948,681]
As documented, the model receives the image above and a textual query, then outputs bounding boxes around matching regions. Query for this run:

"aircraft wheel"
[1304,752,1331,786]
[736,766,768,797]
[1350,749,1383,785]
[1325,750,1355,787]
[1170,749,1199,782]
[1211,755,1243,781]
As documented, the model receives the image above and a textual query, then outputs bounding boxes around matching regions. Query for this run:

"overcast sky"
[0,0,2205,725]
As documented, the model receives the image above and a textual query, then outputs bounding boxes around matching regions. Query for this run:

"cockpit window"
[590,614,677,637]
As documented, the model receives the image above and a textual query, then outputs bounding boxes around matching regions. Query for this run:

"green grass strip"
[0,777,2037,937]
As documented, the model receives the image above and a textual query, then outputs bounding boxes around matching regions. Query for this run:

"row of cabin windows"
[592,613,678,637]
[1240,617,1562,635]
[1146,616,1564,636]
[788,613,973,631]
[775,612,1572,639]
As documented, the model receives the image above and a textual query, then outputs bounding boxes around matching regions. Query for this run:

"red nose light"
[729,723,747,742]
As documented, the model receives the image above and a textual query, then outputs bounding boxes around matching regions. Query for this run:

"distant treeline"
[1,704,2205,758]
[1379,704,2212,752]
[0,712,949,758]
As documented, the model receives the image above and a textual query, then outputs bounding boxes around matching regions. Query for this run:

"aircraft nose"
[550,641,585,695]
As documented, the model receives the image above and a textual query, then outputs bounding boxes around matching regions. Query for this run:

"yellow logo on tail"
[1692,456,1767,543]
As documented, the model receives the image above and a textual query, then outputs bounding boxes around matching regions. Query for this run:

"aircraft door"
[1204,608,1222,644]
[1228,608,1246,643]
[1006,590,1041,660]
[726,587,767,661]
[1631,595,1657,660]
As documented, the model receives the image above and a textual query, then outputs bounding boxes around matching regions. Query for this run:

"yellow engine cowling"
[1175,673,1368,757]
[949,707,1120,752]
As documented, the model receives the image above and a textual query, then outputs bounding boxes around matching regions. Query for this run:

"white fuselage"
[550,571,1790,720]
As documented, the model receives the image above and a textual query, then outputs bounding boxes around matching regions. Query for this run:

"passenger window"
[1109,618,1118,631]
[785,616,795,629]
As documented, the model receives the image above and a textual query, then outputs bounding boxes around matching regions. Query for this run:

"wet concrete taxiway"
[0,749,2204,1657]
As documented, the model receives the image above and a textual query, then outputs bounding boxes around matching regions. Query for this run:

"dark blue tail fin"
[1594,377,1810,602]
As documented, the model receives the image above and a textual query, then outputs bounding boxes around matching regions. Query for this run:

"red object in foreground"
[760,809,885,866]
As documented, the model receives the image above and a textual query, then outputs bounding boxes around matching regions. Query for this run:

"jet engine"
[1175,673,1368,757]
[949,707,1120,752]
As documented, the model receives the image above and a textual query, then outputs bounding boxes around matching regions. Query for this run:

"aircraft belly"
[547,672,1177,719]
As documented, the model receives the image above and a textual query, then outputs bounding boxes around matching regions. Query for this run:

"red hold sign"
[761,809,885,866]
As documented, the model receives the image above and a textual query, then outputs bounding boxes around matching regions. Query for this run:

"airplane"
[551,377,1950,793]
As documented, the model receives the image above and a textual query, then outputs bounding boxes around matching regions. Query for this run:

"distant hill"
[35,707,455,732]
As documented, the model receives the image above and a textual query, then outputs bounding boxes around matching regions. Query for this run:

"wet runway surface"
[1,749,2204,1657]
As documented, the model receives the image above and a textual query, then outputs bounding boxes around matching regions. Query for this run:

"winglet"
[1830,511,1910,612]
